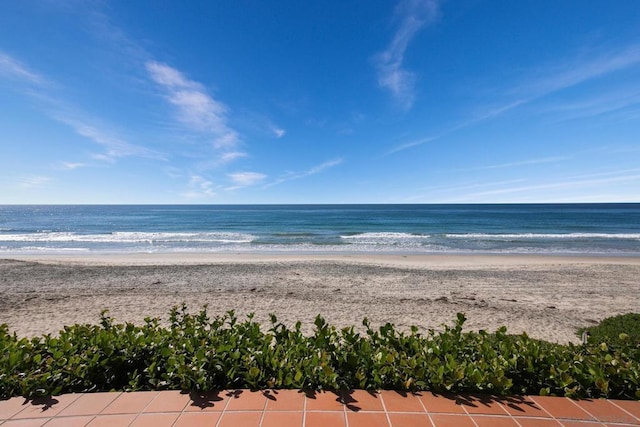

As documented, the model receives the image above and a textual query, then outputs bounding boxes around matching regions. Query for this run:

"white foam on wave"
[341,232,428,239]
[444,233,640,240]
[0,246,90,252]
[0,231,256,244]
[340,232,429,246]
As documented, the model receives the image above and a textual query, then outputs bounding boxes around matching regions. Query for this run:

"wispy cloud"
[385,99,529,155]
[271,126,286,138]
[306,158,344,175]
[146,61,241,149]
[388,44,640,154]
[401,178,527,202]
[451,156,569,172]
[472,45,640,123]
[192,150,250,172]
[233,111,286,140]
[539,88,640,123]
[219,151,248,163]
[63,9,257,167]
[515,45,640,98]
[60,162,86,170]
[264,158,343,188]
[55,114,166,162]
[181,175,216,199]
[18,175,52,189]
[1,51,164,164]
[0,51,46,85]
[459,168,640,201]
[373,0,439,110]
[386,135,438,155]
[227,171,267,190]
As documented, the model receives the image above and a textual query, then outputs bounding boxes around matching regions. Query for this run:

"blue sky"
[1,0,639,204]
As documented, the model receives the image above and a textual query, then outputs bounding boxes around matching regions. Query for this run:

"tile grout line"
[127,390,161,426]
[525,395,564,424]
[214,390,233,427]
[493,397,513,418]
[526,396,603,427]
[257,391,268,427]
[169,391,186,427]
[9,393,84,421]
[39,415,80,427]
[507,395,564,427]
[173,391,192,426]
[468,413,481,427]
[564,397,603,424]
[414,393,437,427]
[342,392,348,427]
[6,397,31,420]
[609,400,640,424]
[301,392,307,427]
[377,392,394,427]
[458,396,478,425]
[482,402,522,427]
[10,394,85,424]
[96,391,123,416]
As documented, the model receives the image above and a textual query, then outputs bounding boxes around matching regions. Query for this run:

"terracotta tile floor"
[0,390,638,426]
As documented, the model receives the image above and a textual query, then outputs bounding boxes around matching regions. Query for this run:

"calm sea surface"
[0,204,638,255]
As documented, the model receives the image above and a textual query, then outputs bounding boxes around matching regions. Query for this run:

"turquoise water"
[0,204,639,255]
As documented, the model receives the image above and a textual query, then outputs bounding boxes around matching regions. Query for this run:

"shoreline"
[1,253,639,343]
[5,252,640,266]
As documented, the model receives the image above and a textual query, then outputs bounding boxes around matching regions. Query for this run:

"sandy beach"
[1,254,639,344]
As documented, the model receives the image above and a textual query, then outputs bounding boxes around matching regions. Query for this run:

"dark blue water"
[0,204,638,255]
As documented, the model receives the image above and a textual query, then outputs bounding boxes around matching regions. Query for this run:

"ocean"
[0,204,639,255]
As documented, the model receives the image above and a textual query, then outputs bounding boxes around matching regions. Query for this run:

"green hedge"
[578,313,640,347]
[1,306,639,400]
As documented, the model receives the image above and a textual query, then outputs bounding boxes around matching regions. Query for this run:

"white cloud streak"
[219,151,248,163]
[475,45,640,123]
[227,172,267,189]
[402,178,527,202]
[19,175,52,189]
[1,51,165,164]
[182,175,216,199]
[146,61,241,149]
[451,156,570,172]
[0,52,45,85]
[540,89,640,123]
[272,127,286,138]
[55,115,166,162]
[516,45,640,98]
[388,44,640,154]
[460,169,640,200]
[374,0,439,110]
[59,162,85,170]
[264,158,343,188]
